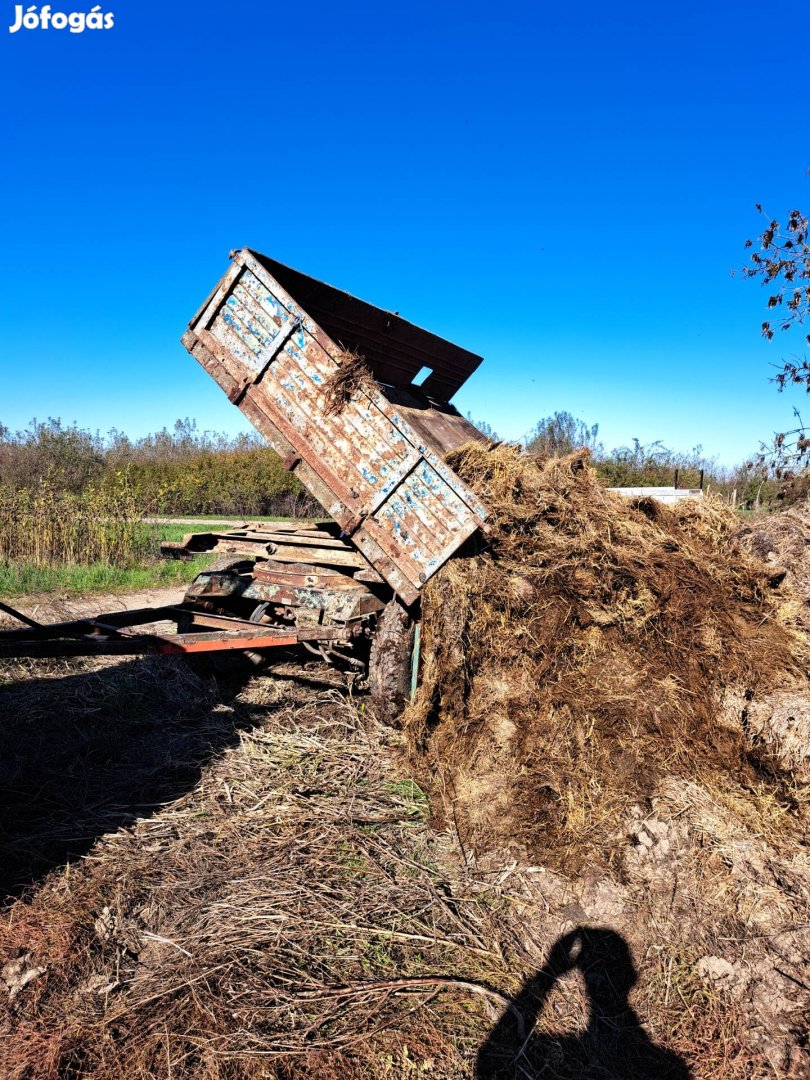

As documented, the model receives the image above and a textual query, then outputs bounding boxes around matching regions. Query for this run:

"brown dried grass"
[322,349,376,417]
[0,664,512,1079]
[0,654,802,1077]
[404,443,809,870]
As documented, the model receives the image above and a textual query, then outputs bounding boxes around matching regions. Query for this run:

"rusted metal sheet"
[380,386,490,457]
[183,560,383,622]
[161,523,372,569]
[182,250,489,605]
[246,563,383,622]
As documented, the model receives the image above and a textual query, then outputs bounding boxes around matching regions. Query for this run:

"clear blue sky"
[2,0,808,465]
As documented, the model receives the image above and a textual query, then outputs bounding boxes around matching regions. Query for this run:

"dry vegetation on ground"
[1,448,809,1078]
[0,659,517,1078]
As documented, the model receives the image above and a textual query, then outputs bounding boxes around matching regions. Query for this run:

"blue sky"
[1,0,808,465]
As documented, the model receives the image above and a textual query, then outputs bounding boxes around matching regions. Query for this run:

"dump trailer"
[0,251,489,717]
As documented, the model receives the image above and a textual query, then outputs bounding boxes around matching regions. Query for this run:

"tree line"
[0,418,318,518]
[468,410,780,510]
[0,409,780,520]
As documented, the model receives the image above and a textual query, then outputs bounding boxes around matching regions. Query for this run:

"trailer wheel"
[366,599,415,725]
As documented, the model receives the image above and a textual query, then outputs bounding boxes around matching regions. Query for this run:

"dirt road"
[0,586,188,630]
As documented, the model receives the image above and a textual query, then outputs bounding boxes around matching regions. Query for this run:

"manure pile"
[406,443,809,865]
[400,444,810,1070]
[736,498,810,633]
[404,444,810,1071]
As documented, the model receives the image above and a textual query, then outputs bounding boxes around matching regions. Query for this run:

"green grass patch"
[384,778,430,821]
[0,555,212,598]
[155,522,237,543]
[153,519,329,543]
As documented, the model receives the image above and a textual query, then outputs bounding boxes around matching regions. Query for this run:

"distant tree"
[465,413,500,441]
[0,418,312,516]
[595,438,717,490]
[740,182,810,478]
[526,411,602,457]
[0,418,105,492]
[521,412,739,497]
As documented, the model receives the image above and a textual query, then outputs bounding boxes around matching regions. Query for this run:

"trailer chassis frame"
[0,600,354,661]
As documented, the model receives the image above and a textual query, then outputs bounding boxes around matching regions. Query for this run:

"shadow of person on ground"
[0,655,261,903]
[477,926,692,1079]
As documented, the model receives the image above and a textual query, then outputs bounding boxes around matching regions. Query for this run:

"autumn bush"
[0,418,319,518]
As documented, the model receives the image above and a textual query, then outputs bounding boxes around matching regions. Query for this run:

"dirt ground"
[0,586,808,1078]
[0,587,188,630]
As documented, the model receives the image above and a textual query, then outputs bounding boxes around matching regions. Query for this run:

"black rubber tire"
[366,599,415,725]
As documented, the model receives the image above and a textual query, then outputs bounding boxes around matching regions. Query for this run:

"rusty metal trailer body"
[182,249,488,606]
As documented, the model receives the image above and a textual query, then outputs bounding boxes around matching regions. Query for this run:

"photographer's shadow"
[477,927,691,1079]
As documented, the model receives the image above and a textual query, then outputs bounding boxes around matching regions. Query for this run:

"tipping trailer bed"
[181,249,489,606]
